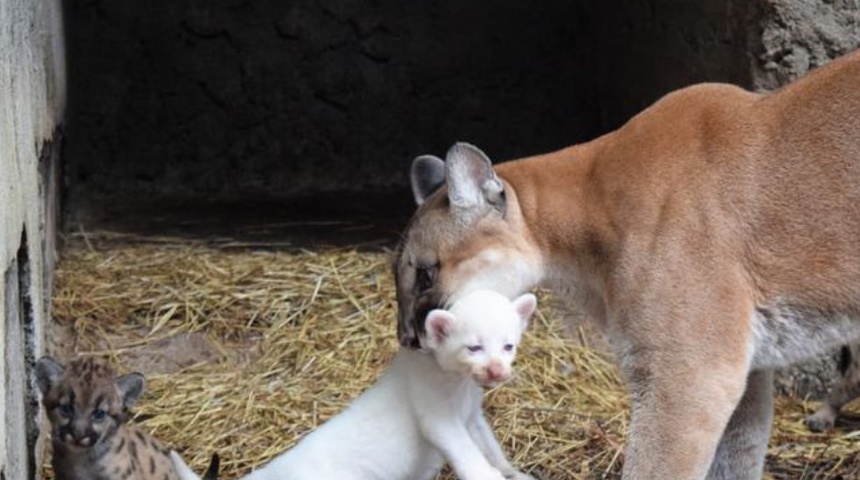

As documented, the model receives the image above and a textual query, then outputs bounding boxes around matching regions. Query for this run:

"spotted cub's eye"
[58,404,74,418]
[91,408,107,422]
[415,264,437,292]
[503,344,515,352]
[466,345,483,353]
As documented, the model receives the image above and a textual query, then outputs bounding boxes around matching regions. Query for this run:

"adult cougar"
[394,49,860,480]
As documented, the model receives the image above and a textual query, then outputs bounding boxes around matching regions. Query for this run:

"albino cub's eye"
[466,345,483,353]
[58,404,74,418]
[503,344,515,352]
[92,408,107,422]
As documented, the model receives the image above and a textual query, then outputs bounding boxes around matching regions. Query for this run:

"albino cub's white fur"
[171,289,537,480]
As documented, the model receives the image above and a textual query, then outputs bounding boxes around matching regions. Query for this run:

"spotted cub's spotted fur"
[36,356,181,480]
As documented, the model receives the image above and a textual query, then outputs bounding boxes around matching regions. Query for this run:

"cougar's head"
[394,143,543,348]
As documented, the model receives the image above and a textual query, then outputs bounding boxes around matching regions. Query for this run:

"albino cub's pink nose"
[486,363,508,382]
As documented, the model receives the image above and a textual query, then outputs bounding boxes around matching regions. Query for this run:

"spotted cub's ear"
[424,310,457,349]
[511,293,538,331]
[35,357,65,395]
[116,372,146,409]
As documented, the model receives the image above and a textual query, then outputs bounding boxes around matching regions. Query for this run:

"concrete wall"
[751,0,860,91]
[0,0,65,478]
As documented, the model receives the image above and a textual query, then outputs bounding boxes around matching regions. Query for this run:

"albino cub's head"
[394,143,543,348]
[422,289,537,387]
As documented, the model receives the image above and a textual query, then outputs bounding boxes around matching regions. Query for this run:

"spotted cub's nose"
[69,429,95,447]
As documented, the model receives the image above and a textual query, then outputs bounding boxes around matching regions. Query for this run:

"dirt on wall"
[63,0,600,200]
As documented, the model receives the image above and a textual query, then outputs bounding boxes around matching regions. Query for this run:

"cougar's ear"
[35,356,65,395]
[424,309,456,349]
[511,293,538,331]
[445,142,505,211]
[116,372,146,409]
[410,155,446,206]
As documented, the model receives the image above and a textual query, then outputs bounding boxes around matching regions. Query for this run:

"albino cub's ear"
[116,372,146,409]
[512,293,538,330]
[445,142,504,210]
[410,155,446,206]
[425,309,457,348]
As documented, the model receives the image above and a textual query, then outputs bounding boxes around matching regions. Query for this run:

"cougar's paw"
[805,406,837,433]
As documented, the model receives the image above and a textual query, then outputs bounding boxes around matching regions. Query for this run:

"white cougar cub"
[171,289,538,480]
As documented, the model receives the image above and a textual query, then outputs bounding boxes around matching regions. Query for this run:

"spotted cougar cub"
[172,289,537,480]
[36,356,215,480]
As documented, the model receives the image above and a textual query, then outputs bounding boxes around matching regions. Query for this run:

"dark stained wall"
[579,0,757,131]
[64,0,600,200]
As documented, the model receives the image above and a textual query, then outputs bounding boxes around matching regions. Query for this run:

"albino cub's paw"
[463,466,507,480]
[504,471,537,480]
[805,406,837,433]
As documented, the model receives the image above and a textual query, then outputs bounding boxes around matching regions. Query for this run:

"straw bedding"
[46,235,860,479]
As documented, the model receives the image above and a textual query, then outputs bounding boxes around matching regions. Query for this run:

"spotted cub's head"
[36,356,145,451]
[423,289,537,387]
[395,143,544,348]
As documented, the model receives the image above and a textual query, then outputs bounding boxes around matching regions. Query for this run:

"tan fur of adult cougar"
[394,50,860,480]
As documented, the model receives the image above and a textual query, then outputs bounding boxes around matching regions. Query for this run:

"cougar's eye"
[58,404,74,418]
[415,264,437,292]
[91,408,107,422]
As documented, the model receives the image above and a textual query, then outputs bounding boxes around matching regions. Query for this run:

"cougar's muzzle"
[397,291,439,348]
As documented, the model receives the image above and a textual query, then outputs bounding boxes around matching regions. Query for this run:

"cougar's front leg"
[620,356,750,480]
[616,301,754,480]
[706,368,774,480]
